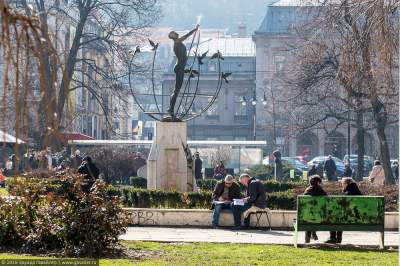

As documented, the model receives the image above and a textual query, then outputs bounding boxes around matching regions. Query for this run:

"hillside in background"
[159,0,277,34]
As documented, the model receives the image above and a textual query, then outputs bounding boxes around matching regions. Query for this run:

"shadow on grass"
[299,243,398,253]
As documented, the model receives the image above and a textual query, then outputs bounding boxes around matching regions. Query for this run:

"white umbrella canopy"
[0,130,25,144]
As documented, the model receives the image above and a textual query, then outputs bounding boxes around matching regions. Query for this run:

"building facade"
[253,0,399,159]
[162,37,257,140]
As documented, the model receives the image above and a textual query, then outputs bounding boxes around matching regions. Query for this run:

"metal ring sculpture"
[127,28,228,122]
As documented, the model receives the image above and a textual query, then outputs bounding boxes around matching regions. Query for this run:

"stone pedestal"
[147,122,193,192]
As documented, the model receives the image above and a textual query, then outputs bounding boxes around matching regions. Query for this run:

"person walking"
[392,161,399,183]
[324,155,337,181]
[194,152,203,180]
[368,160,385,186]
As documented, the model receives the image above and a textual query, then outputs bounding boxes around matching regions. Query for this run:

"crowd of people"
[307,154,398,185]
[2,147,100,193]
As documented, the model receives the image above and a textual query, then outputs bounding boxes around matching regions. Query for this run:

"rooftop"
[255,0,319,34]
[271,0,322,6]
[191,37,255,57]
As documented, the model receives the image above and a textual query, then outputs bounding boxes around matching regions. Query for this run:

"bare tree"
[8,0,160,148]
[287,0,399,183]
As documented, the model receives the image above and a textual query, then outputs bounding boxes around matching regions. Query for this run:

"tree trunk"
[375,113,395,184]
[56,4,89,130]
[355,110,365,181]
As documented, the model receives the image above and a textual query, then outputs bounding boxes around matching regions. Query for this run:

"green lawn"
[0,241,397,266]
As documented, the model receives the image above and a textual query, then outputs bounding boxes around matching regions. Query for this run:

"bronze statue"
[167,25,199,116]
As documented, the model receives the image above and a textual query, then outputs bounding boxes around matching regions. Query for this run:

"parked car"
[307,156,345,178]
[343,154,373,164]
[349,158,373,177]
[282,157,309,178]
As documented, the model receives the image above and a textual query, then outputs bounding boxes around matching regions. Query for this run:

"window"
[206,98,218,116]
[113,120,120,130]
[274,55,286,74]
[234,95,247,116]
[87,116,92,137]
[208,62,217,72]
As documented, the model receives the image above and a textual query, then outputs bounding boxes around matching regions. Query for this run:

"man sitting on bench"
[236,173,266,229]
[211,175,241,228]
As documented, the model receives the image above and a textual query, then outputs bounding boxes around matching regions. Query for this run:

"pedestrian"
[343,163,352,178]
[194,152,203,180]
[391,161,398,183]
[324,155,337,181]
[214,161,226,180]
[78,156,100,193]
[211,175,241,228]
[236,173,267,230]
[325,177,362,244]
[273,150,283,181]
[368,160,385,186]
[5,156,12,176]
[308,164,318,177]
[303,175,327,243]
[71,149,83,169]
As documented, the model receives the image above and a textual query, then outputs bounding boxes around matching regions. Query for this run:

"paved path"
[120,227,399,247]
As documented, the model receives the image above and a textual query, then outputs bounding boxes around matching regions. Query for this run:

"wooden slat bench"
[294,195,385,249]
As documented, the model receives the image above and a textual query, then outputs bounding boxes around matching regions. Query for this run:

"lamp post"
[240,92,267,140]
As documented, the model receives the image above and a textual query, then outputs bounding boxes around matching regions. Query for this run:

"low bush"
[129,176,147,188]
[2,175,127,256]
[109,180,398,211]
[196,178,305,193]
[107,187,296,210]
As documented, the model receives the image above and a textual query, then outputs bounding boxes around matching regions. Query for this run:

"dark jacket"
[212,181,241,201]
[246,177,266,208]
[194,158,202,179]
[343,182,362,195]
[324,159,337,174]
[308,167,317,177]
[78,161,100,193]
[303,185,327,196]
[343,166,353,177]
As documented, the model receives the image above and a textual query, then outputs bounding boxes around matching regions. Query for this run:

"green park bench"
[294,195,385,249]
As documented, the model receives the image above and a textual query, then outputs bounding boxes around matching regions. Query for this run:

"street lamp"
[240,92,267,140]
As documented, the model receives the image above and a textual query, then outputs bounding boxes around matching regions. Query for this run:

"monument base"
[147,121,194,192]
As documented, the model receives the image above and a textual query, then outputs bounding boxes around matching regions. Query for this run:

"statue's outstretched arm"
[178,25,199,42]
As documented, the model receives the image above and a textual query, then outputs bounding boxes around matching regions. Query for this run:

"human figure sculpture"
[167,25,199,116]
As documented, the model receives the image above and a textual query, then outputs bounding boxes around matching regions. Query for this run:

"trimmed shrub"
[109,187,296,210]
[109,180,398,211]
[196,178,305,193]
[196,179,219,191]
[129,176,147,188]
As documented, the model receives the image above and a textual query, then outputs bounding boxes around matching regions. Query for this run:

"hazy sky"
[158,0,277,34]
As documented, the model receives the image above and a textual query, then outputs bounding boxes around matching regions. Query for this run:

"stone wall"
[123,208,398,230]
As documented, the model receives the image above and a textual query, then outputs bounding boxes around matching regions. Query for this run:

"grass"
[0,241,397,266]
